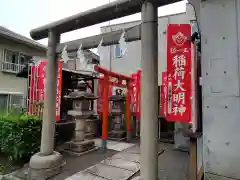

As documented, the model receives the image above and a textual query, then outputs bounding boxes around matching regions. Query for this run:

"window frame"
[0,91,24,112]
[3,48,32,65]
[4,49,19,64]
[115,44,122,58]
[2,48,32,73]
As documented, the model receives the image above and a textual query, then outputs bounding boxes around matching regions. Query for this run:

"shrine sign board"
[166,24,192,123]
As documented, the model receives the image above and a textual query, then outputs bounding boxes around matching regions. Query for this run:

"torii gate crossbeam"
[30,0,181,40]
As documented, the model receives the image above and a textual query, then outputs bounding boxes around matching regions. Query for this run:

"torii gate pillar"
[140,1,159,180]
[29,31,64,179]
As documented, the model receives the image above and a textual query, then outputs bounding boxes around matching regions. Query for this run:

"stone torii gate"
[28,0,191,180]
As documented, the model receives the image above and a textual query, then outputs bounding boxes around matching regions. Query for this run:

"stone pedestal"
[75,118,85,141]
[85,118,98,139]
[29,151,64,180]
[109,113,126,141]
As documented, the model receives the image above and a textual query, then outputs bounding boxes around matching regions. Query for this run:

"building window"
[0,94,9,111]
[2,49,32,73]
[0,93,24,112]
[19,54,26,65]
[5,49,18,64]
[115,44,122,58]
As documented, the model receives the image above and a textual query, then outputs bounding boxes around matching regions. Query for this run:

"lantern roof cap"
[108,94,125,101]
[65,91,98,100]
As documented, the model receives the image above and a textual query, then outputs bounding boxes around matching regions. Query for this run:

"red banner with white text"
[29,65,37,114]
[56,61,63,121]
[29,60,62,121]
[38,61,62,121]
[97,76,112,115]
[166,24,192,123]
[160,71,168,117]
[131,70,141,121]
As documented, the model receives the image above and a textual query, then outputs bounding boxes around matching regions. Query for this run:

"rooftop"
[0,26,47,51]
[0,26,99,61]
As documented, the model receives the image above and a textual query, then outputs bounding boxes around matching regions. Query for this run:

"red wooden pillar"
[126,81,132,141]
[101,75,109,149]
[137,69,141,121]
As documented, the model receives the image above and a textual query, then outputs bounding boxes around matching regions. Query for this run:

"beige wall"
[0,36,46,98]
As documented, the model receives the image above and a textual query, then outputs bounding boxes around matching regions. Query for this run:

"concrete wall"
[0,36,46,97]
[100,12,188,85]
[200,0,240,179]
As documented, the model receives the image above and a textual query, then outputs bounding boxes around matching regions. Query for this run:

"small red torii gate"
[94,65,134,149]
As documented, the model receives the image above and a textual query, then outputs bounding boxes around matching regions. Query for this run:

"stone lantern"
[62,86,98,155]
[76,82,98,139]
[108,88,126,141]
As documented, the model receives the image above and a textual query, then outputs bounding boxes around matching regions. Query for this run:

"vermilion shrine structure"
[94,65,134,148]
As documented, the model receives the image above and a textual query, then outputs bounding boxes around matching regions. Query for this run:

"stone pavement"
[65,140,139,180]
[129,143,189,180]
[64,142,189,180]
[6,140,189,180]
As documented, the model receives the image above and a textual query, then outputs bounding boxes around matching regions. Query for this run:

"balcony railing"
[1,61,24,74]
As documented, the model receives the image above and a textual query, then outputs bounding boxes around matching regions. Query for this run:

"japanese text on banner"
[160,72,168,117]
[166,24,192,123]
[37,60,62,121]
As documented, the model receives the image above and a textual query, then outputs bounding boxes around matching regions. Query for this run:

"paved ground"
[66,149,141,180]
[9,140,189,180]
[10,149,117,180]
[51,150,118,180]
[129,143,189,180]
[62,142,189,180]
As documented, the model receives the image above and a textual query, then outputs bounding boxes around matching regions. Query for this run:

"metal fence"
[1,61,24,73]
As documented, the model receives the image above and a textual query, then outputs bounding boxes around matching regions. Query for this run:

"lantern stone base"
[85,133,95,139]
[85,119,98,139]
[108,130,126,141]
[58,139,97,156]
[29,151,65,180]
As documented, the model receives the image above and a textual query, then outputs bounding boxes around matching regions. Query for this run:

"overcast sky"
[0,0,187,46]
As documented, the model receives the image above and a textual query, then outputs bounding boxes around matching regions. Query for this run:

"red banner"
[160,71,168,117]
[29,65,36,114]
[166,24,192,123]
[37,62,45,102]
[56,61,63,121]
[131,70,141,121]
[97,77,104,115]
[97,76,112,115]
[37,61,62,121]
[29,60,62,121]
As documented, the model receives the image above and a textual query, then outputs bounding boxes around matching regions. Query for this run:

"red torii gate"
[94,65,133,149]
